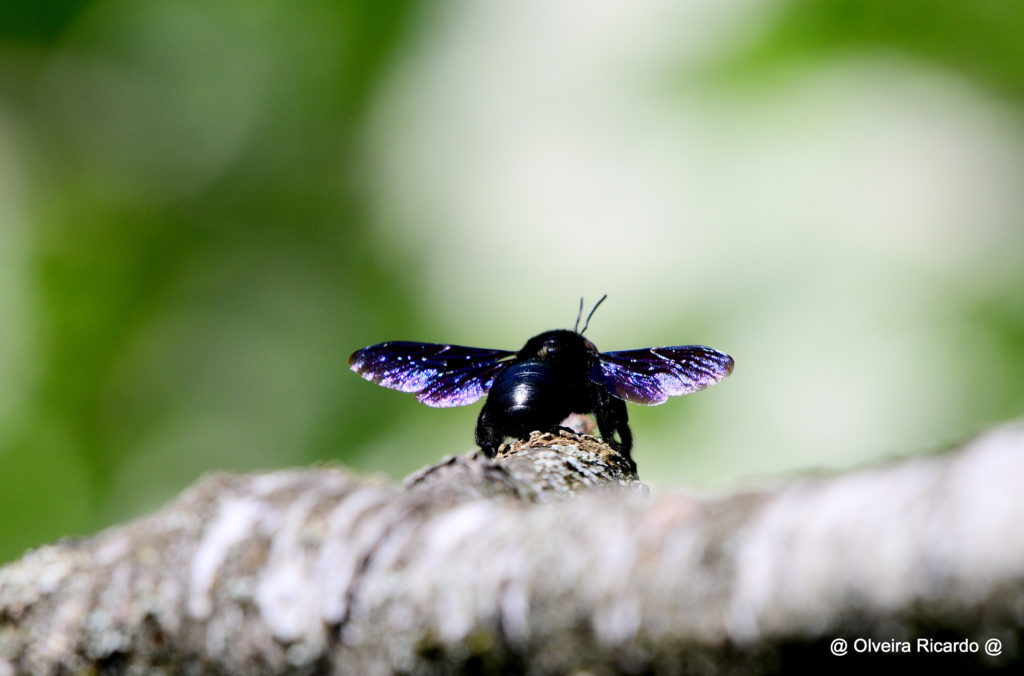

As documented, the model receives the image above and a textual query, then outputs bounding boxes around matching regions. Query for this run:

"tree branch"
[1,425,1022,674]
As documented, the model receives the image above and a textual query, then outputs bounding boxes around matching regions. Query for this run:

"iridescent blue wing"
[349,341,514,408]
[590,346,734,405]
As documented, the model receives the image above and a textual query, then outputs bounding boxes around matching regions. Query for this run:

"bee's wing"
[349,341,514,407]
[590,346,734,405]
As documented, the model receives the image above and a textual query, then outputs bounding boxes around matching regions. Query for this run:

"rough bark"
[1,425,1023,674]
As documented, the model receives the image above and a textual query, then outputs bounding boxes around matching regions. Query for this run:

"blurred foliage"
[720,0,1024,100]
[0,0,426,561]
[713,0,1024,427]
[716,0,1024,424]
[0,0,1023,564]
[0,0,94,44]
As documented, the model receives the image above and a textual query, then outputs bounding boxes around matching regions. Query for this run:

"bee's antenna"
[574,297,585,333]
[580,294,607,335]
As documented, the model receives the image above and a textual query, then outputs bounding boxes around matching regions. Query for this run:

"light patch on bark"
[189,497,266,620]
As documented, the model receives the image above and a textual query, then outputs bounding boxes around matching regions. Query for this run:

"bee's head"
[518,297,606,364]
[520,329,596,365]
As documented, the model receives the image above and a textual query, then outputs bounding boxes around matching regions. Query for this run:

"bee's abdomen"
[487,359,574,436]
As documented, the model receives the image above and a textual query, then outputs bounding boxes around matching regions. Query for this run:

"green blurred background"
[1,0,1023,562]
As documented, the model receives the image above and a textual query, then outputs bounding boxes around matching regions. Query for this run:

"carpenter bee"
[348,297,734,470]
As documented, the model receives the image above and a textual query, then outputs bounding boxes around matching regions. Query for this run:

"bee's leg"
[594,387,636,473]
[475,405,502,457]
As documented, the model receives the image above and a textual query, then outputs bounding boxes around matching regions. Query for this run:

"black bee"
[349,297,734,470]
